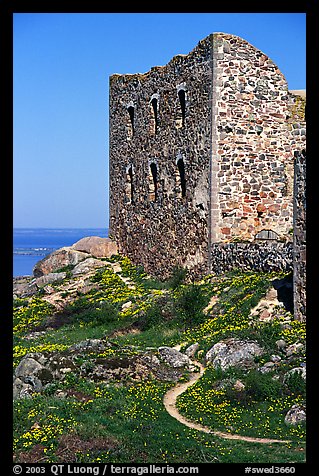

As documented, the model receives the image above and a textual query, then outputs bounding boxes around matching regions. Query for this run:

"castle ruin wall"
[109,37,213,278]
[109,33,306,292]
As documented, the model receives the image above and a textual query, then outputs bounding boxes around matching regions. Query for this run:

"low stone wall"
[210,242,293,275]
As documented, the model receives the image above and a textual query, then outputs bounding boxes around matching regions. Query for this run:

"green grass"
[176,366,305,442]
[13,259,306,463]
[14,378,305,463]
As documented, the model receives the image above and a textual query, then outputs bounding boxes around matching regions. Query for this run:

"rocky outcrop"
[71,236,118,258]
[13,377,40,400]
[30,237,118,278]
[284,366,306,382]
[13,356,46,398]
[14,255,120,312]
[250,287,281,322]
[158,346,193,369]
[13,272,67,298]
[286,342,305,357]
[33,272,67,287]
[13,277,38,298]
[206,338,264,370]
[13,352,69,399]
[13,340,191,400]
[257,354,281,374]
[33,248,88,277]
[71,257,107,276]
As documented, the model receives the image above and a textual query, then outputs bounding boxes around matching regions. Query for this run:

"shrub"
[65,295,94,314]
[137,295,177,330]
[137,265,187,291]
[245,370,283,401]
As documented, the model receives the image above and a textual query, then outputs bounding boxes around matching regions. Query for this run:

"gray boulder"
[259,361,276,374]
[284,405,306,425]
[206,338,264,370]
[275,339,287,349]
[15,356,45,380]
[33,247,88,277]
[13,351,77,400]
[13,377,34,400]
[158,346,192,368]
[286,342,305,357]
[184,343,199,358]
[14,356,48,399]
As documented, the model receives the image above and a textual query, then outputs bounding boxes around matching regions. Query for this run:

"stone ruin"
[108,32,306,320]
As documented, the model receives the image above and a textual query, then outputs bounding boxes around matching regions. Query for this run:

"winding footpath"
[163,361,291,444]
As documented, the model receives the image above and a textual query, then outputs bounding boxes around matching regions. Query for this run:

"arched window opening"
[151,97,159,134]
[178,89,186,127]
[125,165,134,203]
[254,229,279,241]
[177,158,186,198]
[149,162,158,202]
[127,106,135,137]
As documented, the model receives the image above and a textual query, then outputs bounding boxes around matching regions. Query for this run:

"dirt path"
[163,361,290,444]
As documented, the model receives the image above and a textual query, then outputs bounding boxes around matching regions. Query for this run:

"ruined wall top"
[110,32,289,84]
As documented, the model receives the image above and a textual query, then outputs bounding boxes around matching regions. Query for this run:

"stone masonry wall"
[210,242,293,275]
[210,33,298,246]
[109,37,213,278]
[293,149,306,321]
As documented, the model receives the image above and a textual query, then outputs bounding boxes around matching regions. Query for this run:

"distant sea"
[13,228,108,278]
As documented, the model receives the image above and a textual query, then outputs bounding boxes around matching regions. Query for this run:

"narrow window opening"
[177,158,186,198]
[178,89,186,127]
[151,98,158,134]
[128,166,134,203]
[149,162,158,202]
[125,165,134,203]
[127,106,135,136]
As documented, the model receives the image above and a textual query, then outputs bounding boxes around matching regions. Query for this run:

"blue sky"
[13,13,306,228]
